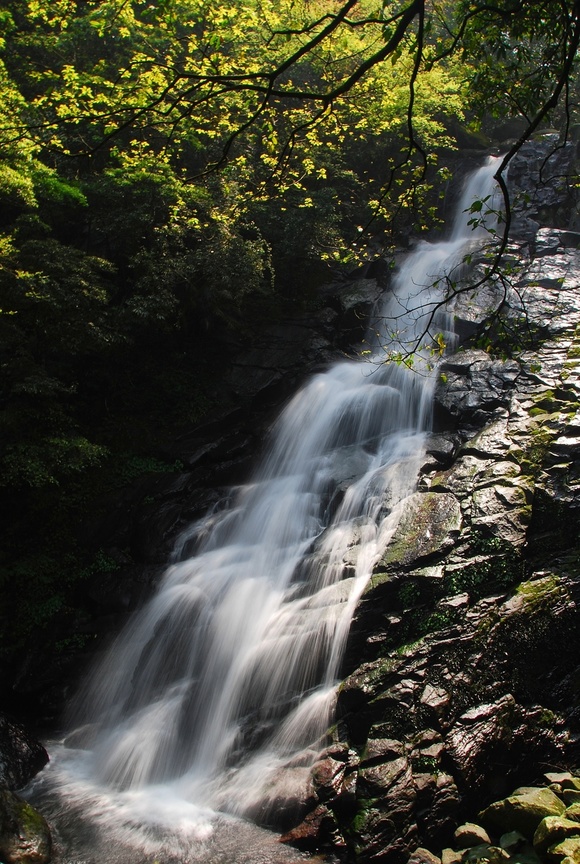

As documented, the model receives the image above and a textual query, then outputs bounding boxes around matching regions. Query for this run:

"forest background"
[0,0,578,704]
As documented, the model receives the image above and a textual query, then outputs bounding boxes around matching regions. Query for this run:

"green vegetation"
[516,574,566,613]
[0,0,578,685]
[411,754,439,774]
[443,532,525,600]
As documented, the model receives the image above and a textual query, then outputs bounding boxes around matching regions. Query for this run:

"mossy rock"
[533,816,580,856]
[548,836,580,863]
[516,574,566,613]
[565,804,580,823]
[479,787,566,839]
[0,789,51,864]
[463,843,510,863]
[378,492,462,569]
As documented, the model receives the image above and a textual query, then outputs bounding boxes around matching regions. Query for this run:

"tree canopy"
[0,0,578,680]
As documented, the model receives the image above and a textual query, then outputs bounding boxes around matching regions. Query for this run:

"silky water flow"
[28,158,502,863]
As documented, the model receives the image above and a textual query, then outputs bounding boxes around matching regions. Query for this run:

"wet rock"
[330,278,385,346]
[311,756,346,801]
[419,684,451,715]
[279,803,341,851]
[447,695,520,786]
[358,757,409,797]
[378,492,462,569]
[508,138,579,238]
[533,229,580,257]
[0,789,51,864]
[425,433,461,467]
[533,229,565,257]
[248,766,318,832]
[508,846,543,864]
[0,716,48,791]
[415,773,460,850]
[564,792,580,806]
[363,739,406,763]
[435,350,520,428]
[354,803,418,864]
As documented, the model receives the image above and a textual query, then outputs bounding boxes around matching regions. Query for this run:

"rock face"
[276,138,580,861]
[0,717,48,791]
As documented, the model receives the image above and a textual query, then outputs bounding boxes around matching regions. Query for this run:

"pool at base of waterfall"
[26,747,323,864]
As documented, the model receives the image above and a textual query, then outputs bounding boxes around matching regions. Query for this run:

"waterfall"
[33,158,501,861]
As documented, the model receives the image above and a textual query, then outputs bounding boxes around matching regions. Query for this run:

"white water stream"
[29,158,501,863]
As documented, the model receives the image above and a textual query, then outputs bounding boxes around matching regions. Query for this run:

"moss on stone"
[441,532,524,600]
[0,790,51,864]
[378,492,462,569]
[516,574,566,613]
[350,797,377,834]
[369,570,397,590]
[479,787,566,839]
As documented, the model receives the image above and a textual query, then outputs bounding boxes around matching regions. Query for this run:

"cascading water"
[30,158,502,863]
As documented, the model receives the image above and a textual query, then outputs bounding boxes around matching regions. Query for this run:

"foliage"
[442,533,525,600]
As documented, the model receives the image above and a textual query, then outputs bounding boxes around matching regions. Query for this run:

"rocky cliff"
[278,138,580,862]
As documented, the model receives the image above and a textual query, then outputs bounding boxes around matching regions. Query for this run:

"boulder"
[534,816,580,856]
[0,717,48,791]
[409,847,442,864]
[454,823,491,848]
[279,803,341,851]
[0,789,51,864]
[545,773,576,785]
[447,696,518,786]
[479,788,566,839]
[548,836,580,864]
[358,757,410,797]
[566,805,580,824]
[441,849,463,864]
[310,756,346,801]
